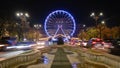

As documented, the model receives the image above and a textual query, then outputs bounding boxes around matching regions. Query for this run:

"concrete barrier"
[0,64,2,68]
[67,46,120,68]
[0,50,41,68]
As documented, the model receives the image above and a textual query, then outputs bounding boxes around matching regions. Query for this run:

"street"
[0,50,27,61]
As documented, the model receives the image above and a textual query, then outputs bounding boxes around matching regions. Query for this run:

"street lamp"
[101,20,105,24]
[99,21,105,39]
[83,24,86,28]
[34,24,42,29]
[82,24,86,40]
[16,12,30,41]
[16,12,29,22]
[34,24,42,41]
[79,24,86,40]
[90,12,104,38]
[90,12,103,27]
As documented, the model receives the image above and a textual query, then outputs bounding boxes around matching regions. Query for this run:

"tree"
[111,26,120,39]
[86,27,98,39]
[78,24,120,40]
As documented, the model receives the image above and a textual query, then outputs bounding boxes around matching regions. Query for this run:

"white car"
[103,42,114,48]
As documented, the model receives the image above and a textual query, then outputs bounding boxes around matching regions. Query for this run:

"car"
[36,41,46,45]
[0,37,17,51]
[74,40,81,46]
[114,39,120,47]
[87,38,104,48]
[81,41,88,47]
[110,39,120,55]
[0,40,11,51]
[103,39,114,48]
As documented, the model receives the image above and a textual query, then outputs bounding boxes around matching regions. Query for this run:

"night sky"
[0,0,120,27]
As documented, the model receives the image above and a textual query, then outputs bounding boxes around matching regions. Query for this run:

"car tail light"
[96,38,100,41]
[92,42,96,44]
[102,42,105,44]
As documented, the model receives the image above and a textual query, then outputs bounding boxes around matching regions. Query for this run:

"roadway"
[0,50,27,61]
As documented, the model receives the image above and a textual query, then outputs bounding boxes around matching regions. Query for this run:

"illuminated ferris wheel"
[44,10,76,37]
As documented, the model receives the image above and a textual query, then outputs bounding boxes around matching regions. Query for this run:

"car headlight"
[37,42,45,45]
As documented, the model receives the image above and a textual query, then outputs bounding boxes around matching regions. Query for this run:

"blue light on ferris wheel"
[44,10,76,37]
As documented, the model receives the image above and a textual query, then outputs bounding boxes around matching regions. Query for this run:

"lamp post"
[34,24,42,41]
[79,24,86,40]
[90,12,103,27]
[99,21,105,39]
[90,12,103,38]
[82,24,86,40]
[16,12,29,41]
[34,24,41,29]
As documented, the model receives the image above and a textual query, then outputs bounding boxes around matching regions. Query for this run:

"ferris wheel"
[44,10,76,37]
